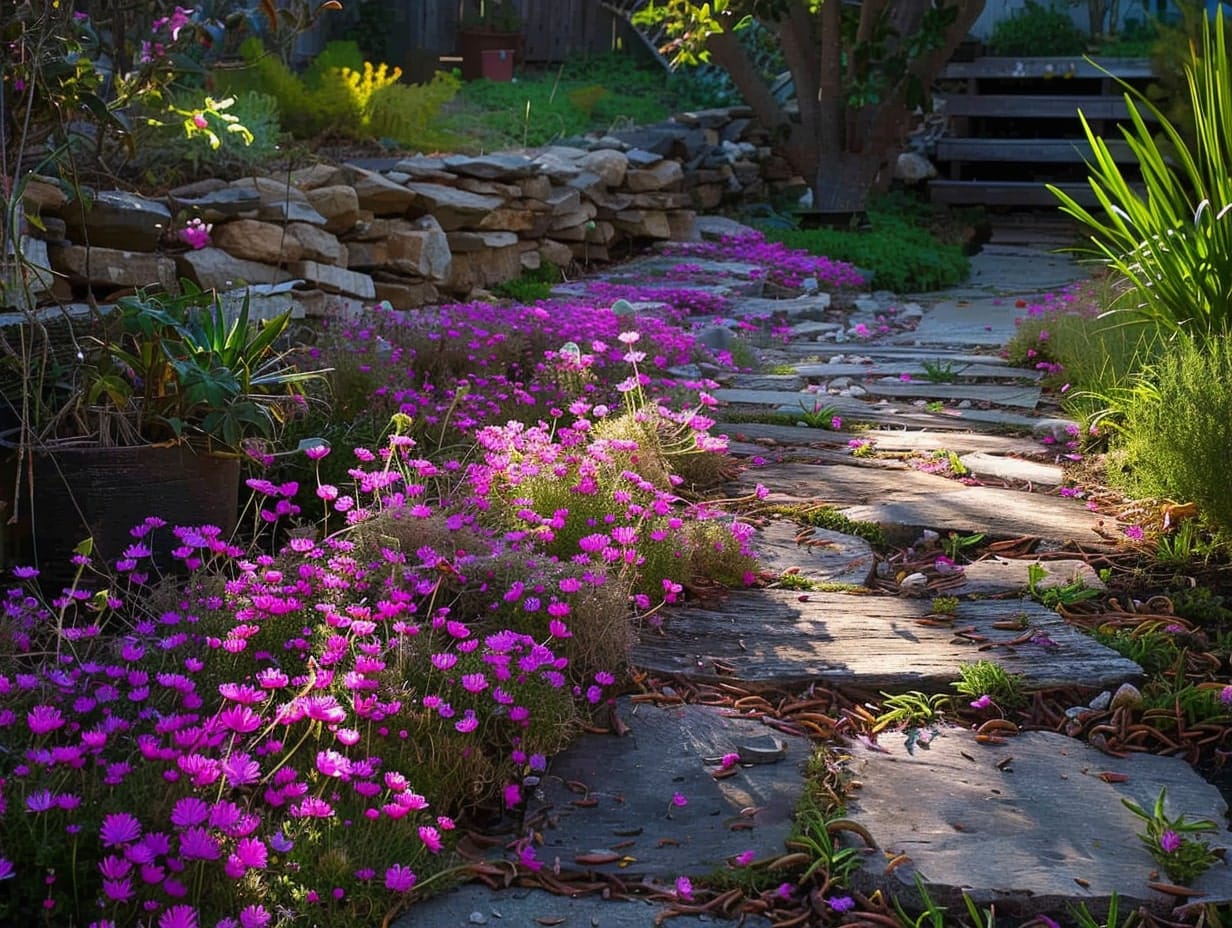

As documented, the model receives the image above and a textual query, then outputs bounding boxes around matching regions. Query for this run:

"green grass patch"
[444,53,731,149]
[757,203,970,293]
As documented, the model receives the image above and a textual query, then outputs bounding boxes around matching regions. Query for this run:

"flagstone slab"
[951,557,1105,597]
[752,520,876,588]
[727,373,807,391]
[859,381,1042,409]
[717,422,1047,457]
[786,345,1012,365]
[731,462,961,507]
[724,293,833,319]
[528,699,809,881]
[840,484,1111,547]
[631,591,1142,690]
[398,884,774,928]
[792,361,1043,381]
[890,297,1026,347]
[843,729,1232,917]
[958,452,1066,485]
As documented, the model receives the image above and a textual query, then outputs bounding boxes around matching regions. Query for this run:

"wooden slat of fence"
[928,180,1097,207]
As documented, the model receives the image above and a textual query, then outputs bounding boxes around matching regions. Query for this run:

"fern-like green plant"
[1052,9,1232,343]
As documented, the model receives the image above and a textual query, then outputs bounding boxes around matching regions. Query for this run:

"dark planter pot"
[9,445,240,582]
[456,28,524,80]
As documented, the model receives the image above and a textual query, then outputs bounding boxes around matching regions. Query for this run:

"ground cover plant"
[0,228,869,926]
[755,195,971,293]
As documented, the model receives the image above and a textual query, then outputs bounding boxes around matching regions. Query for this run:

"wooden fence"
[308,1,645,75]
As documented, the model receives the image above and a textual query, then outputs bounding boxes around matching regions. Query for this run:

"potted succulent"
[9,283,327,576]
[456,0,525,80]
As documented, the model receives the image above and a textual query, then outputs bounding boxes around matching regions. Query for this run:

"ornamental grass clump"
[1051,9,1232,342]
[0,432,619,926]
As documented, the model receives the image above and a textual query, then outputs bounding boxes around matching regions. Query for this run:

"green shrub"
[761,218,969,293]
[491,264,562,303]
[989,0,1090,56]
[212,38,461,147]
[1112,334,1232,536]
[1052,10,1232,343]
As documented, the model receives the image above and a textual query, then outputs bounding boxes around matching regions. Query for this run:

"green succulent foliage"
[953,660,1026,709]
[1123,788,1221,885]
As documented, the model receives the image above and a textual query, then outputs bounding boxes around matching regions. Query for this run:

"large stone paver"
[951,557,1105,597]
[791,360,1043,380]
[632,590,1142,690]
[718,421,1047,457]
[859,380,1042,409]
[528,700,809,881]
[844,729,1232,917]
[753,520,876,588]
[398,884,773,927]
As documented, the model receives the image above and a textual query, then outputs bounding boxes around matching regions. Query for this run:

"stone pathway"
[401,229,1232,927]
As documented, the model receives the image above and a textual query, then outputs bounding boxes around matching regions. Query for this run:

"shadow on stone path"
[401,223,1232,927]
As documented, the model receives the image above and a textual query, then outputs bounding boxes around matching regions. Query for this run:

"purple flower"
[27,705,65,734]
[170,797,210,828]
[828,895,856,913]
[239,904,270,928]
[734,850,755,866]
[100,813,142,847]
[385,863,417,892]
[269,831,293,853]
[178,827,221,861]
[159,905,198,928]
[671,792,688,807]
[1160,830,1182,853]
[675,875,693,900]
[969,694,993,710]
[1123,524,1144,541]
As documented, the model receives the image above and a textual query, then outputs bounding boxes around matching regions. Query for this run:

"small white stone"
[1110,682,1143,710]
[1088,690,1112,711]
[900,572,929,590]
[848,385,866,397]
[469,912,487,925]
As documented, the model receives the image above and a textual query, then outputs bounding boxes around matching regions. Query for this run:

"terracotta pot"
[456,28,524,80]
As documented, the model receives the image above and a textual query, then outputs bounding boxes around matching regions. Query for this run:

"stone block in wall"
[169,186,261,223]
[477,206,539,233]
[587,189,633,213]
[390,222,452,282]
[63,190,171,253]
[212,219,304,266]
[624,161,685,193]
[530,148,585,182]
[551,220,614,244]
[342,167,419,216]
[291,288,366,321]
[549,203,596,233]
[611,210,671,240]
[456,178,523,199]
[518,175,552,200]
[539,240,573,268]
[667,210,698,242]
[629,192,693,210]
[579,149,628,187]
[50,243,178,292]
[290,164,343,190]
[543,186,581,216]
[518,243,541,271]
[446,230,518,253]
[720,118,752,143]
[404,183,504,231]
[690,183,724,211]
[289,260,375,300]
[287,222,346,265]
[564,171,605,196]
[176,247,295,291]
[761,156,795,181]
[731,161,761,185]
[392,157,455,183]
[446,244,522,294]
[305,186,361,234]
[442,153,536,181]
[22,177,69,214]
[345,240,389,269]
[372,273,438,309]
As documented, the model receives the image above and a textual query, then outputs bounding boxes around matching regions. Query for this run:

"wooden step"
[935,137,1133,163]
[941,56,1153,80]
[942,93,1154,121]
[928,179,1100,207]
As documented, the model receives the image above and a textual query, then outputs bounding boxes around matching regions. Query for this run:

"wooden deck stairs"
[930,56,1155,208]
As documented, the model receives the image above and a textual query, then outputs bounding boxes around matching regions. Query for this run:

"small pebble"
[469,912,487,925]
[1110,682,1142,710]
[1088,690,1112,711]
